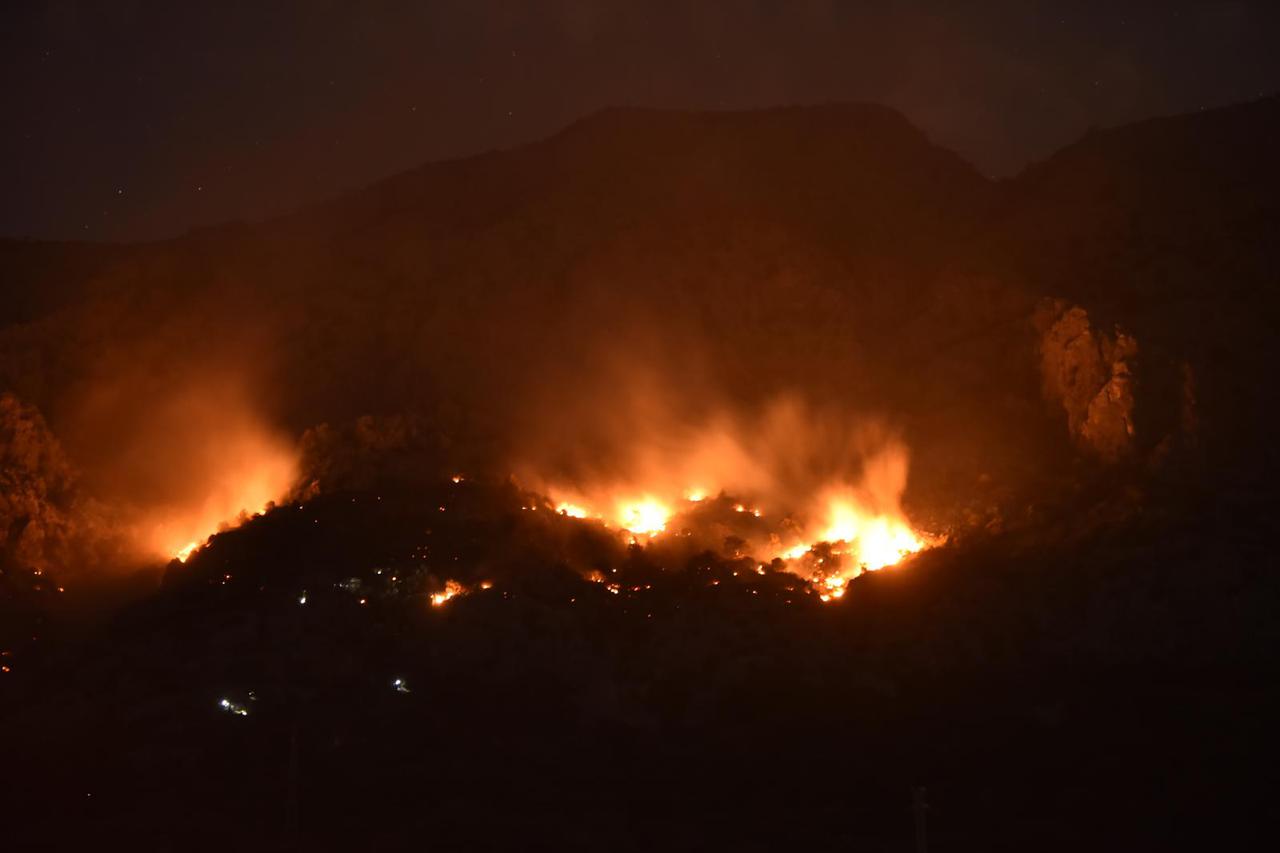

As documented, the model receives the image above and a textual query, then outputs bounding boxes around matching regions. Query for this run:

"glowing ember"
[430,579,466,607]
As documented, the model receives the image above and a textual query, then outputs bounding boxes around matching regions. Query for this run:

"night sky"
[3,1,1279,242]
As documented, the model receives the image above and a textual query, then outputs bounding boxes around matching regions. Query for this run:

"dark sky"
[3,0,1279,242]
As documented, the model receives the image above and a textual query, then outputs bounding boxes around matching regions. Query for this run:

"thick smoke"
[62,372,299,563]
[0,392,114,574]
[508,345,926,577]
[518,391,908,515]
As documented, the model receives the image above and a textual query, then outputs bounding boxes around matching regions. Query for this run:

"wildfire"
[556,502,590,519]
[536,454,932,599]
[161,487,283,563]
[174,541,200,563]
[780,543,811,561]
[430,578,492,607]
[777,500,928,572]
[525,399,936,598]
[551,494,672,538]
[617,498,670,536]
[817,575,848,603]
[152,437,298,563]
[545,482,930,593]
[431,579,466,606]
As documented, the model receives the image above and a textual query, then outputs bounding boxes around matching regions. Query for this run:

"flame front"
[806,499,926,571]
[617,498,670,536]
[431,578,491,607]
[524,399,936,598]
[142,414,299,564]
[155,452,295,563]
[556,503,590,519]
[431,579,466,607]
[540,459,931,597]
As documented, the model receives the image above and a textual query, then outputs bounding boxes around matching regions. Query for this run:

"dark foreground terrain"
[3,470,1276,851]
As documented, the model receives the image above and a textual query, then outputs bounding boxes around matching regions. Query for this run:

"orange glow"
[617,498,670,535]
[556,502,590,519]
[70,375,300,569]
[780,543,811,561]
[529,403,935,595]
[812,499,926,571]
[817,575,849,602]
[542,474,930,595]
[552,492,671,537]
[148,428,298,564]
[431,579,465,607]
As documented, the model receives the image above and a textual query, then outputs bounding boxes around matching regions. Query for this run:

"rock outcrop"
[1034,299,1138,460]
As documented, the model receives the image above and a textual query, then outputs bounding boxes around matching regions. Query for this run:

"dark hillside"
[992,95,1280,475]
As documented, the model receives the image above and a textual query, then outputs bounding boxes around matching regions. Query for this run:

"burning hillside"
[159,400,938,604]
[527,399,938,597]
[545,488,929,601]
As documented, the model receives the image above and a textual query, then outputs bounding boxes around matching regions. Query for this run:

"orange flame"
[174,541,200,563]
[530,401,935,593]
[556,502,590,519]
[431,578,491,606]
[616,498,670,536]
[153,439,297,562]
[430,579,466,607]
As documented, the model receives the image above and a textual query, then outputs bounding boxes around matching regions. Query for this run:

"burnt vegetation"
[3,98,1280,849]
